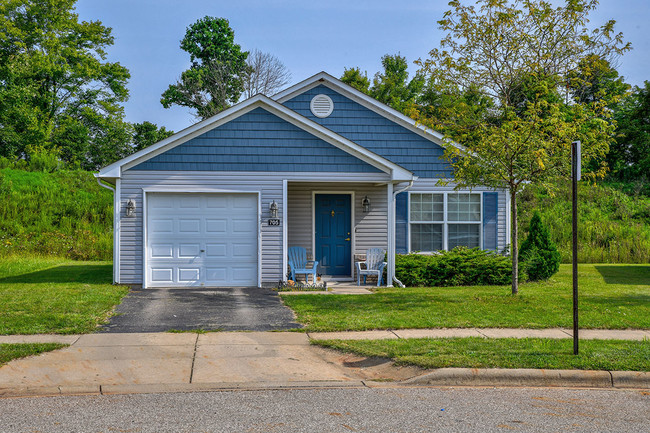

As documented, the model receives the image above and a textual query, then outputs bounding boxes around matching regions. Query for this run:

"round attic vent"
[310,94,334,118]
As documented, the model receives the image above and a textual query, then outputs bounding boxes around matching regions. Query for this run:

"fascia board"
[274,72,465,152]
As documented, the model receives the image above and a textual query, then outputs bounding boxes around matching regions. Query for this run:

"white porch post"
[282,179,288,282]
[387,182,394,287]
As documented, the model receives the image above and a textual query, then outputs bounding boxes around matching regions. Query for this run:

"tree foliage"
[161,17,249,119]
[132,122,174,152]
[243,49,291,98]
[609,81,650,190]
[341,54,424,112]
[414,0,629,294]
[340,67,371,94]
[0,0,132,170]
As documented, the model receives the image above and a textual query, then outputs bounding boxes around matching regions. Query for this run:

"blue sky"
[75,0,650,132]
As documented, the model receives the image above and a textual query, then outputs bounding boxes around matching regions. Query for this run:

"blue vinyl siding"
[131,107,381,173]
[395,192,408,254]
[483,192,498,251]
[283,85,452,178]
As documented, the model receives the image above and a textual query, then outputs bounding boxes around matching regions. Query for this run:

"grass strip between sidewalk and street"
[0,343,68,366]
[282,264,650,331]
[0,256,128,334]
[314,337,650,371]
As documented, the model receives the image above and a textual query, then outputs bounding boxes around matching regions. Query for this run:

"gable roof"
[96,93,413,182]
[273,71,464,152]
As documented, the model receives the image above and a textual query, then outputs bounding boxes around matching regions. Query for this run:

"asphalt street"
[1,387,648,432]
[102,286,301,332]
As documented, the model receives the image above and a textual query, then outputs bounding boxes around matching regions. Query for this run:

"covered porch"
[283,180,406,287]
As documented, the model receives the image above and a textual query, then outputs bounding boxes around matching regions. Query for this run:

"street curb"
[0,381,366,398]
[403,368,650,389]
[1,371,648,398]
[611,371,650,389]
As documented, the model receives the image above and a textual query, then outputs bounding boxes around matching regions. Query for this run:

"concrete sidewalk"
[2,327,649,346]
[307,327,650,341]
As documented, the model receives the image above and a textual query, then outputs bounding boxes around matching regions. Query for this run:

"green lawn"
[282,264,650,331]
[315,338,650,371]
[0,343,68,366]
[0,256,128,334]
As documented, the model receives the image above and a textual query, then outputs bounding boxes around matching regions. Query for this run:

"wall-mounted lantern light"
[125,199,136,217]
[269,200,278,219]
[362,196,370,213]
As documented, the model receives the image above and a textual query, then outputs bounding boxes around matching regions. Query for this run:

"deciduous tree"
[0,0,131,169]
[243,49,291,98]
[415,0,629,294]
[161,17,249,119]
[132,122,174,152]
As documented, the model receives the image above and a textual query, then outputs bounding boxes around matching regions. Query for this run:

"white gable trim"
[97,94,413,182]
[273,71,465,152]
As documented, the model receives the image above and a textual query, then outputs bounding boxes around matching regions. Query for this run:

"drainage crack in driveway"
[189,333,199,384]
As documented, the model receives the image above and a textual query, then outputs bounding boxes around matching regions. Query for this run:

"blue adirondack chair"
[355,248,387,286]
[288,246,319,284]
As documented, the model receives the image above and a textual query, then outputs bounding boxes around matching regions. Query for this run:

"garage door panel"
[151,244,174,258]
[179,244,201,258]
[147,193,258,287]
[205,243,227,258]
[205,267,227,283]
[150,219,173,233]
[178,268,200,282]
[233,219,256,233]
[151,268,173,283]
[179,196,201,208]
[206,219,227,233]
[232,242,257,257]
[179,219,201,233]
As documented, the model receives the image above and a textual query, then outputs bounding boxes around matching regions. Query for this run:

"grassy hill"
[0,168,112,260]
[519,182,650,263]
[1,167,648,263]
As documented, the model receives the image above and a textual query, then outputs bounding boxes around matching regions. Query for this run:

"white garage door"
[146,193,258,287]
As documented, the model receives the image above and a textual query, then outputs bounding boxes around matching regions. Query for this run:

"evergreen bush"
[519,211,561,281]
[395,248,511,287]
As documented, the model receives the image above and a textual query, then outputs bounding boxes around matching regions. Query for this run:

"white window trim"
[408,191,483,253]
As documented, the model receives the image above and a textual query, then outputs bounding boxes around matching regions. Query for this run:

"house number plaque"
[268,218,281,226]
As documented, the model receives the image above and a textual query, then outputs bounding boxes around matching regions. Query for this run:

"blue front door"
[315,194,351,276]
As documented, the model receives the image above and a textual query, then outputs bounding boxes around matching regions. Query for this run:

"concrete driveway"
[102,287,301,333]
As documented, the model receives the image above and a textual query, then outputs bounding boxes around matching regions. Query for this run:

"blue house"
[96,72,508,288]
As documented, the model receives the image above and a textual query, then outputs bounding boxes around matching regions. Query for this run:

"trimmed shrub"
[395,247,511,287]
[519,211,561,281]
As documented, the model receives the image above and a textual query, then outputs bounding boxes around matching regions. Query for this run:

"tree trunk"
[511,188,518,295]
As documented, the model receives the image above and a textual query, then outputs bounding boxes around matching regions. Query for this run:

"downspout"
[391,179,414,288]
[95,175,119,285]
[95,176,115,193]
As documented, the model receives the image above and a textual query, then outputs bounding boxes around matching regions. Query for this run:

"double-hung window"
[409,192,481,252]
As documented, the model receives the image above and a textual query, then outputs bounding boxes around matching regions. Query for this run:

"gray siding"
[406,180,508,252]
[283,85,452,178]
[132,107,381,173]
[118,171,391,285]
[288,182,388,263]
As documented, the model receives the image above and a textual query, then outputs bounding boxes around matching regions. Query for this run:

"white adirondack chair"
[355,248,387,286]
